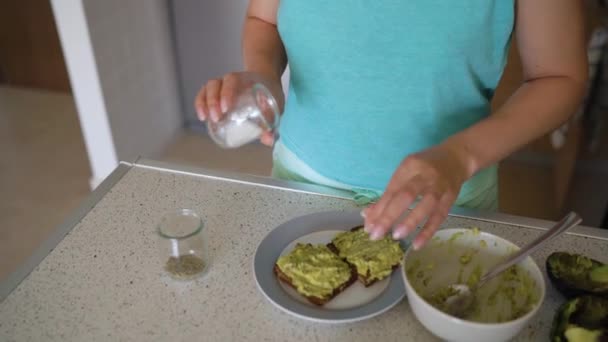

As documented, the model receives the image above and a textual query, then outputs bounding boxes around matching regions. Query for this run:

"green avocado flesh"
[547,252,608,296]
[551,296,608,342]
[590,266,608,283]
[564,327,602,342]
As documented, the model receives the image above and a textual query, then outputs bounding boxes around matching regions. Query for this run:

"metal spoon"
[442,211,582,318]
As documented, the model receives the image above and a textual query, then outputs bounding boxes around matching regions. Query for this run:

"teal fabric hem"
[272,141,498,211]
[455,165,499,211]
[271,157,380,206]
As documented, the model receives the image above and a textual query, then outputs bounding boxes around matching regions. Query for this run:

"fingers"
[260,132,275,146]
[363,190,401,230]
[194,78,223,122]
[368,188,418,240]
[412,193,454,250]
[194,87,207,121]
[412,211,446,250]
[365,178,424,240]
[205,79,222,122]
[220,73,239,114]
[392,192,439,240]
[363,158,419,226]
[194,73,248,123]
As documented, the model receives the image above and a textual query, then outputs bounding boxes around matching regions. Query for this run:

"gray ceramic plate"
[253,210,407,323]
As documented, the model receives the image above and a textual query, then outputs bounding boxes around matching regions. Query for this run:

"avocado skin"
[550,296,608,342]
[546,252,608,299]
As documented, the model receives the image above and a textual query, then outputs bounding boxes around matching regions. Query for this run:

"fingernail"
[360,210,367,218]
[364,224,372,233]
[210,109,219,122]
[370,230,384,240]
[366,223,379,233]
[413,240,423,251]
[220,99,228,113]
[392,227,407,240]
[194,105,204,120]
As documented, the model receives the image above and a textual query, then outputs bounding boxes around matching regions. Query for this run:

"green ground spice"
[165,254,205,279]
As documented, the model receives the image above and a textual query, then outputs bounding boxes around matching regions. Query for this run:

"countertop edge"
[0,162,133,302]
[134,159,355,200]
[135,159,608,241]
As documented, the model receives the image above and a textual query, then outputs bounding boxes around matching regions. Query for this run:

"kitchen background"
[1,0,607,282]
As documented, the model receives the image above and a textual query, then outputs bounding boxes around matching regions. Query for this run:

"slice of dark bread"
[328,226,403,287]
[274,244,358,306]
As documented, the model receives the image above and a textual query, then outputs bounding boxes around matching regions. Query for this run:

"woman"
[195,0,587,249]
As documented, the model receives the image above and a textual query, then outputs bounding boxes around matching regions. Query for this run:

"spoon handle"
[477,211,582,288]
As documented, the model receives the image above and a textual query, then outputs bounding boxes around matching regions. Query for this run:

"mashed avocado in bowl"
[402,228,546,342]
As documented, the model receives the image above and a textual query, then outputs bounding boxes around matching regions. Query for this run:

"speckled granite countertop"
[1,160,606,341]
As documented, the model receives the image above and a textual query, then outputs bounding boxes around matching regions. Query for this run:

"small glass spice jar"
[207,83,280,148]
[157,209,208,280]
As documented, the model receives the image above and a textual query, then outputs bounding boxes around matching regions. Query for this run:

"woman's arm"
[243,0,287,97]
[364,0,587,249]
[195,0,286,145]
[445,0,588,179]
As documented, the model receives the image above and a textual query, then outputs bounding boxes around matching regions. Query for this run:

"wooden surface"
[0,0,70,92]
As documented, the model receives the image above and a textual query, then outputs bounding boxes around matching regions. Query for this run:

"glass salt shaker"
[207,83,280,148]
[157,209,208,280]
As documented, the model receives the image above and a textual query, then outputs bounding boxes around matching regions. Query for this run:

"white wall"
[52,0,288,188]
[50,0,118,189]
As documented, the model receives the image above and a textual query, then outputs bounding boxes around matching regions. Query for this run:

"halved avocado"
[546,252,608,298]
[550,296,608,342]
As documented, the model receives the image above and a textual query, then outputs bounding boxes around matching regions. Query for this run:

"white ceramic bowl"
[402,228,546,342]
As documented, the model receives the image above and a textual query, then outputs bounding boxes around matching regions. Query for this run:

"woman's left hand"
[362,143,474,250]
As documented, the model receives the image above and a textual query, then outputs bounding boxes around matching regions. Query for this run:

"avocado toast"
[274,243,358,305]
[328,226,405,287]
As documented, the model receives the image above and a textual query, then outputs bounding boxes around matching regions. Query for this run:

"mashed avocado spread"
[332,229,404,282]
[276,244,352,298]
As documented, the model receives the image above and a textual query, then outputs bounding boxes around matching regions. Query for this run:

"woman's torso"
[276,0,514,196]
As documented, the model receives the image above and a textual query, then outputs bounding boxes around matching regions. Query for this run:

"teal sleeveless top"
[275,1,514,205]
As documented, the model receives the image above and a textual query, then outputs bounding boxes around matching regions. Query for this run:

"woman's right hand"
[194,71,283,146]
